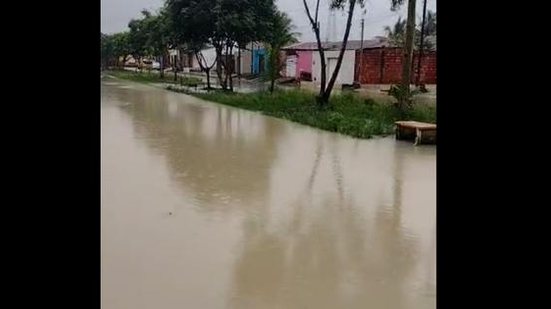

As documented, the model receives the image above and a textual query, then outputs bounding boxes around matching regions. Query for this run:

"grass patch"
[166,86,435,139]
[107,70,436,139]
[106,70,202,86]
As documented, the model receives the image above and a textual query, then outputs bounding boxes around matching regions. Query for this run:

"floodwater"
[101,78,436,309]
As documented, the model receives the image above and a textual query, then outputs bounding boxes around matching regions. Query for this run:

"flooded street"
[101,78,436,309]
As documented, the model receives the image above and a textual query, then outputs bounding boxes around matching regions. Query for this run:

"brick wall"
[355,48,436,84]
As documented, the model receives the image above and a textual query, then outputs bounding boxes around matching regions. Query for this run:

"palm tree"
[423,11,437,37]
[266,11,299,93]
[418,10,436,51]
[384,17,406,47]
[384,12,436,50]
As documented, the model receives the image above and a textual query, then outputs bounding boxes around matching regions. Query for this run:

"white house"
[189,45,251,75]
[283,38,389,85]
[190,47,218,71]
[312,49,357,85]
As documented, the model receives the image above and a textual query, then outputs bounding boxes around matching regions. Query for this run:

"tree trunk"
[159,55,164,79]
[400,0,417,109]
[174,55,178,81]
[215,46,227,90]
[250,42,254,74]
[224,66,229,90]
[269,47,278,93]
[224,44,229,88]
[270,78,275,93]
[216,64,225,89]
[416,0,428,86]
[179,47,185,71]
[302,0,327,104]
[237,46,241,80]
[206,68,211,90]
[228,45,234,92]
[323,0,357,103]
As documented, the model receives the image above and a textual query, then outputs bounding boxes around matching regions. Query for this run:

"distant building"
[355,36,436,85]
[282,39,388,84]
[282,37,436,85]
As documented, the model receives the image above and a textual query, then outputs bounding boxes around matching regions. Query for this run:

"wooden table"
[395,121,437,145]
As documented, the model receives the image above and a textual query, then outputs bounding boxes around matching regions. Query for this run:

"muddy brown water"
[101,78,436,309]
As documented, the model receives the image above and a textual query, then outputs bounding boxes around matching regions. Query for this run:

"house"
[247,43,267,75]
[238,49,252,75]
[281,42,315,80]
[124,55,138,67]
[172,42,283,77]
[188,47,218,72]
[181,45,253,75]
[283,37,436,85]
[282,38,389,84]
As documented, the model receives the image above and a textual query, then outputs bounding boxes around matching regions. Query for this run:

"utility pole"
[416,0,428,86]
[356,18,365,86]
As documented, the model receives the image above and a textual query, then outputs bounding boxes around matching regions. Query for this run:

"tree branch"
[302,0,317,30]
[303,0,327,97]
[195,51,207,71]
[315,0,320,24]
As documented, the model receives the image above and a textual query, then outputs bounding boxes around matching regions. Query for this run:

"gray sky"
[101,0,436,41]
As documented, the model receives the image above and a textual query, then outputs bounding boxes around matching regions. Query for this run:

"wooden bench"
[395,121,436,145]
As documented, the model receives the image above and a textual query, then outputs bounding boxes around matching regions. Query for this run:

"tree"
[166,0,276,92]
[128,11,151,71]
[166,0,220,89]
[302,0,365,107]
[111,32,131,69]
[193,42,218,90]
[423,10,436,35]
[142,11,171,78]
[415,5,435,86]
[383,11,436,50]
[101,32,131,70]
[390,0,417,110]
[101,33,114,70]
[417,10,436,51]
[384,17,406,48]
[266,11,299,93]
[215,0,276,91]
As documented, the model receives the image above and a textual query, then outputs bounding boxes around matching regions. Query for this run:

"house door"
[286,56,297,78]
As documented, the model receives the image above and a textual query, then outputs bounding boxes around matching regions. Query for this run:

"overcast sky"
[101,0,436,42]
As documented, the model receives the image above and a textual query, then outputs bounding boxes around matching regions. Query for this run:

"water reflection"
[101,79,436,309]
[108,83,283,213]
[227,137,422,309]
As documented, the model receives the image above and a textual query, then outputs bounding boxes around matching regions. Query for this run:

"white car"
[152,62,161,70]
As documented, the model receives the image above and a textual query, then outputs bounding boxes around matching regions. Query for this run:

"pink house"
[282,39,388,83]
[282,42,316,80]
[295,51,313,80]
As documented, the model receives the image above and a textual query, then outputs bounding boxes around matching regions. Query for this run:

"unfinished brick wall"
[355,48,436,84]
